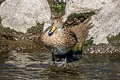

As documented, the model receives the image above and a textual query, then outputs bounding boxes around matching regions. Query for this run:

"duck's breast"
[41,29,77,53]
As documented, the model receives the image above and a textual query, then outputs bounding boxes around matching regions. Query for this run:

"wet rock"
[83,43,120,62]
[0,38,9,53]
[0,24,21,53]
[82,33,120,62]
[65,12,95,27]
[0,22,45,53]
[0,0,51,33]
[24,23,43,41]
[88,0,120,44]
[62,0,110,22]
[8,40,42,53]
[83,44,120,54]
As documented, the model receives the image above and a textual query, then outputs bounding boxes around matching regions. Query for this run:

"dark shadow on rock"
[0,0,5,5]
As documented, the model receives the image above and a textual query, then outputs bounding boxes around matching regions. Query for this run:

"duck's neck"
[56,27,62,31]
[56,22,64,30]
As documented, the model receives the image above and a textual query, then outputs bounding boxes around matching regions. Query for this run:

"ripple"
[0,50,120,80]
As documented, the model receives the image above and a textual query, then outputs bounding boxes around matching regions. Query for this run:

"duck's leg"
[57,52,73,67]
[56,55,70,67]
[51,52,55,64]
[63,57,67,67]
[52,53,67,67]
[51,52,65,66]
[66,50,73,62]
[62,50,73,66]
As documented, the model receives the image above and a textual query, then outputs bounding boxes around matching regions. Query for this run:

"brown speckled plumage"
[41,19,77,54]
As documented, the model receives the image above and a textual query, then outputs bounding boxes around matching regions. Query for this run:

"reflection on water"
[0,50,120,80]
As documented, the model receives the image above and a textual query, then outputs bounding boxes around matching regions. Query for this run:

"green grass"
[51,2,66,16]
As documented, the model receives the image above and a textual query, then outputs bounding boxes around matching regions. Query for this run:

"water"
[0,50,120,80]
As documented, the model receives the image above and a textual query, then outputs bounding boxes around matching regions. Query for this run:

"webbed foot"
[50,52,69,67]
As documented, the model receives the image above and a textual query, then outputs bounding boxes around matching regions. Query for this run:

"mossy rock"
[64,12,95,27]
[27,23,43,34]
[0,22,44,53]
[82,36,120,62]
[107,33,120,47]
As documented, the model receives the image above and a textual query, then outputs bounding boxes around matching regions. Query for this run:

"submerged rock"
[0,0,51,33]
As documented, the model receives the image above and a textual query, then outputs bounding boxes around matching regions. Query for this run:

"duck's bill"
[51,25,56,32]
[48,26,56,36]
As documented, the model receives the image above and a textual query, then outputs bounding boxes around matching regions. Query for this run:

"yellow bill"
[51,25,56,33]
[48,25,56,36]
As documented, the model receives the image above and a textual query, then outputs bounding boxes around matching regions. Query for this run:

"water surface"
[0,50,120,80]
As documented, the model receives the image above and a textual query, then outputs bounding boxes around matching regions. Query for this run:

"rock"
[88,0,120,44]
[83,43,120,54]
[82,43,120,62]
[0,24,45,53]
[0,0,51,33]
[62,0,110,22]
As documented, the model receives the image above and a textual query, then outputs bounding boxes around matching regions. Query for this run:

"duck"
[41,17,78,66]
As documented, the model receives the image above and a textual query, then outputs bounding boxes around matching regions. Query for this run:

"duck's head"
[48,19,63,36]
